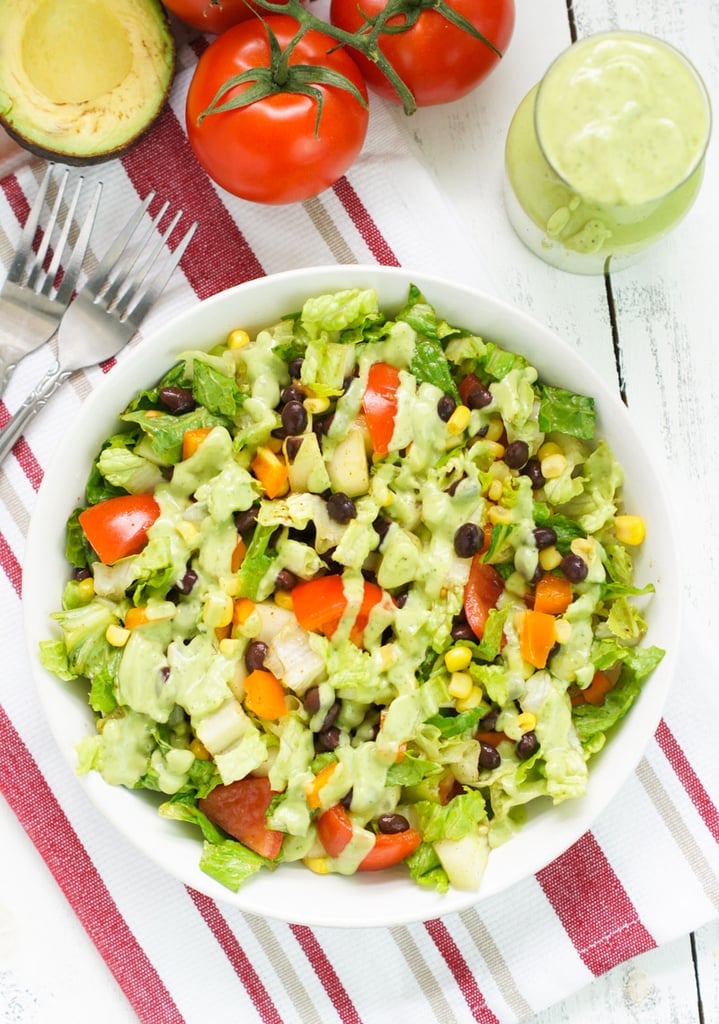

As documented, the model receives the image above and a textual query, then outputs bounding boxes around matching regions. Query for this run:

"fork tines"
[6,163,102,303]
[83,193,197,328]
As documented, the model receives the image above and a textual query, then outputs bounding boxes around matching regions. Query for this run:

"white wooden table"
[2,0,717,1020]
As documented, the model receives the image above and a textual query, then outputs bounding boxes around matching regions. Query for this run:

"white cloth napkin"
[1,38,718,1024]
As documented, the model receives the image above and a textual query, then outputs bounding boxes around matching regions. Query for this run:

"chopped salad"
[41,286,664,894]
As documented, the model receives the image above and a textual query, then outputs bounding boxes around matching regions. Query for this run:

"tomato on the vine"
[185,15,370,205]
[162,0,264,34]
[329,0,515,107]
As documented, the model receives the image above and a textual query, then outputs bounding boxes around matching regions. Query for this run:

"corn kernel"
[448,671,473,700]
[485,418,504,442]
[539,545,562,571]
[455,686,487,711]
[484,439,506,461]
[190,737,211,760]
[227,328,250,349]
[444,645,473,672]
[203,592,234,629]
[175,520,198,543]
[219,638,242,657]
[488,460,509,481]
[488,478,504,502]
[570,537,595,559]
[516,711,537,734]
[304,395,330,415]
[541,452,568,479]
[274,590,294,611]
[538,440,562,460]
[554,618,572,644]
[304,857,331,875]
[488,505,513,525]
[76,577,95,599]
[144,409,163,419]
[614,514,646,546]
[446,404,472,436]
[105,624,130,647]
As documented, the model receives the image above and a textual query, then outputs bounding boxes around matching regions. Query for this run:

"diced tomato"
[291,575,383,646]
[198,776,283,860]
[317,803,421,870]
[317,802,354,858]
[362,362,400,455]
[463,557,504,639]
[78,494,160,565]
[358,828,422,871]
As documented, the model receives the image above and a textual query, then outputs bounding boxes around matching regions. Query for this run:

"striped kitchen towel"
[1,29,717,1024]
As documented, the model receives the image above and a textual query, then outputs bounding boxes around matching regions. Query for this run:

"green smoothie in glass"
[504,31,711,274]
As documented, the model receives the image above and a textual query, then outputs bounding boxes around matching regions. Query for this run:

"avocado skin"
[0,0,176,165]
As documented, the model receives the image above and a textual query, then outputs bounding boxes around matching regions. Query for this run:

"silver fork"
[0,192,197,464]
[0,164,102,397]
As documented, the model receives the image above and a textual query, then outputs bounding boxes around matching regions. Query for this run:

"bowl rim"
[22,264,681,927]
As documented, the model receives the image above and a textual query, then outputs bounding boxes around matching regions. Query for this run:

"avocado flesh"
[0,0,175,164]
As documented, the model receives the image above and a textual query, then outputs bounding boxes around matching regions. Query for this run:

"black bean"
[454,522,482,558]
[479,709,499,732]
[516,731,539,760]
[160,665,171,682]
[281,400,308,435]
[437,394,456,422]
[478,741,501,771]
[377,813,410,835]
[176,567,198,595]
[313,413,334,437]
[504,439,530,469]
[533,526,557,550]
[275,568,297,591]
[561,552,588,582]
[281,383,305,405]
[235,506,259,534]
[303,687,322,715]
[327,491,357,524]
[288,357,304,379]
[285,436,304,461]
[316,726,341,752]
[394,590,409,609]
[341,788,353,809]
[451,621,476,641]
[321,700,341,732]
[521,457,545,489]
[466,384,493,409]
[245,640,269,672]
[72,567,91,581]
[159,385,196,415]
[373,516,391,544]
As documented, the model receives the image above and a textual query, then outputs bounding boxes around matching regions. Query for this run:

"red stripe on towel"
[537,831,656,975]
[656,719,719,843]
[291,924,363,1024]
[189,889,284,1024]
[425,918,500,1024]
[121,106,265,300]
[0,532,22,596]
[0,707,186,1024]
[332,177,401,267]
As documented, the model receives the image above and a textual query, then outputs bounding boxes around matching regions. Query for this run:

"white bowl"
[23,265,680,927]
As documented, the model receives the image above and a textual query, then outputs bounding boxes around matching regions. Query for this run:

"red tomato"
[463,557,504,639]
[330,0,514,107]
[362,362,400,455]
[317,803,421,870]
[291,574,383,645]
[162,0,289,34]
[78,494,160,565]
[198,776,284,859]
[317,802,354,858]
[185,16,369,204]
[358,828,421,871]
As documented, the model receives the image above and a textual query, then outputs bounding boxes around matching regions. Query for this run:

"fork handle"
[0,363,69,463]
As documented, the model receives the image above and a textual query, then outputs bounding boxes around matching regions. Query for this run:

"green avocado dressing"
[505,31,711,272]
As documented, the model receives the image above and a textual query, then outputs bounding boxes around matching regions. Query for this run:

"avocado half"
[0,0,176,164]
